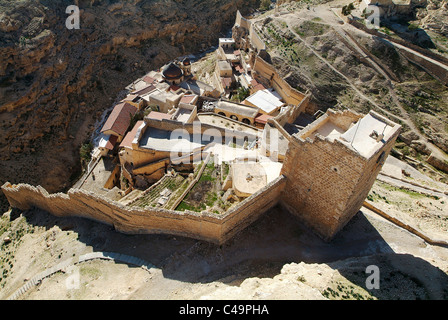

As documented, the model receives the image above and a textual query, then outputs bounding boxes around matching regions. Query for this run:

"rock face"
[0,0,257,206]
[418,0,448,37]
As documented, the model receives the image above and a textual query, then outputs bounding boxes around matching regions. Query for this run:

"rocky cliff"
[0,0,259,210]
[254,0,448,177]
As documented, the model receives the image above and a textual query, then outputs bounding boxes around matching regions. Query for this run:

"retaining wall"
[253,56,307,106]
[348,18,448,85]
[1,175,286,244]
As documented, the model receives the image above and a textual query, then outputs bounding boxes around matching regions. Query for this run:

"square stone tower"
[279,109,401,240]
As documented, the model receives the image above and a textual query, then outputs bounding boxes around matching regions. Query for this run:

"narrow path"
[377,173,447,199]
[273,8,448,164]
[6,251,154,300]
[285,23,408,124]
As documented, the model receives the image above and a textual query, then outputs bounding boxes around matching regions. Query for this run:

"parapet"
[292,109,401,161]
[1,175,287,244]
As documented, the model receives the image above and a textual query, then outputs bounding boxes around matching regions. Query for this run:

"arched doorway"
[230,115,238,121]
[242,118,251,125]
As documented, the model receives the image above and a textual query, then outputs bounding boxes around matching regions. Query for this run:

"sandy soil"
[1,198,448,300]
[1,0,448,302]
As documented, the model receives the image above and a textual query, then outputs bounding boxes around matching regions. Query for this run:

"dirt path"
[272,3,448,164]
[2,202,448,300]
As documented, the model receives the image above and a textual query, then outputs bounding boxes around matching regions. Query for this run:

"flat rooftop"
[219,38,235,44]
[139,127,209,153]
[232,162,267,196]
[296,111,400,159]
[315,121,346,142]
[172,108,192,123]
[339,113,397,158]
[180,80,215,96]
[218,60,232,71]
[244,88,284,114]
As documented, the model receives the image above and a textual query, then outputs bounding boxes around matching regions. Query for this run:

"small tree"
[79,142,93,166]
[260,0,271,11]
[233,86,250,102]
[342,3,355,16]
[129,111,144,130]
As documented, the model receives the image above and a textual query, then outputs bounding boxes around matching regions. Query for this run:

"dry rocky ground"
[1,195,448,300]
[257,0,448,173]
[1,154,448,301]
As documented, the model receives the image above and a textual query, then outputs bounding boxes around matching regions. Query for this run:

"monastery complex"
[1,11,401,243]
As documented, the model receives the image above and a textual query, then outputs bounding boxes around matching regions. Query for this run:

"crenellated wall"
[1,175,286,244]
[252,56,307,106]
[278,110,401,240]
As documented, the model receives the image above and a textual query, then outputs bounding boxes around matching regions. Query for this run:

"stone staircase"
[130,175,185,208]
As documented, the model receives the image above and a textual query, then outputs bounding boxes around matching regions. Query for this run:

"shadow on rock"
[330,253,448,300]
[13,204,406,287]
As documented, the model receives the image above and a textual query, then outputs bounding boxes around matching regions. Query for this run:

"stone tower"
[279,109,401,240]
[181,57,192,77]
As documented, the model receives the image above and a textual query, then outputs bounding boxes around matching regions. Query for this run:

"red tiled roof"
[170,85,181,92]
[146,111,172,121]
[143,75,155,84]
[234,50,241,56]
[101,102,138,137]
[221,77,232,88]
[104,134,118,150]
[252,83,266,92]
[250,79,258,86]
[255,113,273,124]
[134,84,156,96]
[119,120,144,149]
[180,94,197,104]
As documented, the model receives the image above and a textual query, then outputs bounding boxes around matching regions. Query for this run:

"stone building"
[161,62,184,85]
[180,57,192,77]
[100,102,138,142]
[214,100,259,125]
[359,0,420,18]
[0,11,404,245]
[278,109,401,240]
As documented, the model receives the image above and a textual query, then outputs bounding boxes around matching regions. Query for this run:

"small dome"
[182,57,191,66]
[162,62,183,80]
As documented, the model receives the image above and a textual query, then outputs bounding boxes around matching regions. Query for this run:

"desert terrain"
[1,0,448,301]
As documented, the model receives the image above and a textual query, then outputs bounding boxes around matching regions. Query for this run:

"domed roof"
[182,57,191,66]
[162,62,183,80]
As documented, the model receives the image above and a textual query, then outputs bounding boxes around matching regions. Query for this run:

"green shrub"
[260,0,271,11]
[80,142,93,163]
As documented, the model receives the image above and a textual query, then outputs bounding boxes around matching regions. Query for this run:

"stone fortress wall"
[252,56,307,107]
[277,109,401,240]
[1,175,286,244]
[1,11,401,244]
[235,10,266,53]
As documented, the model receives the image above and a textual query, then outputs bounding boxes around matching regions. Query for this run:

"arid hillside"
[253,0,448,183]
[0,0,258,211]
[1,0,448,302]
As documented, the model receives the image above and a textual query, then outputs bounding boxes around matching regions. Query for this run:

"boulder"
[400,130,420,145]
[410,140,431,155]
